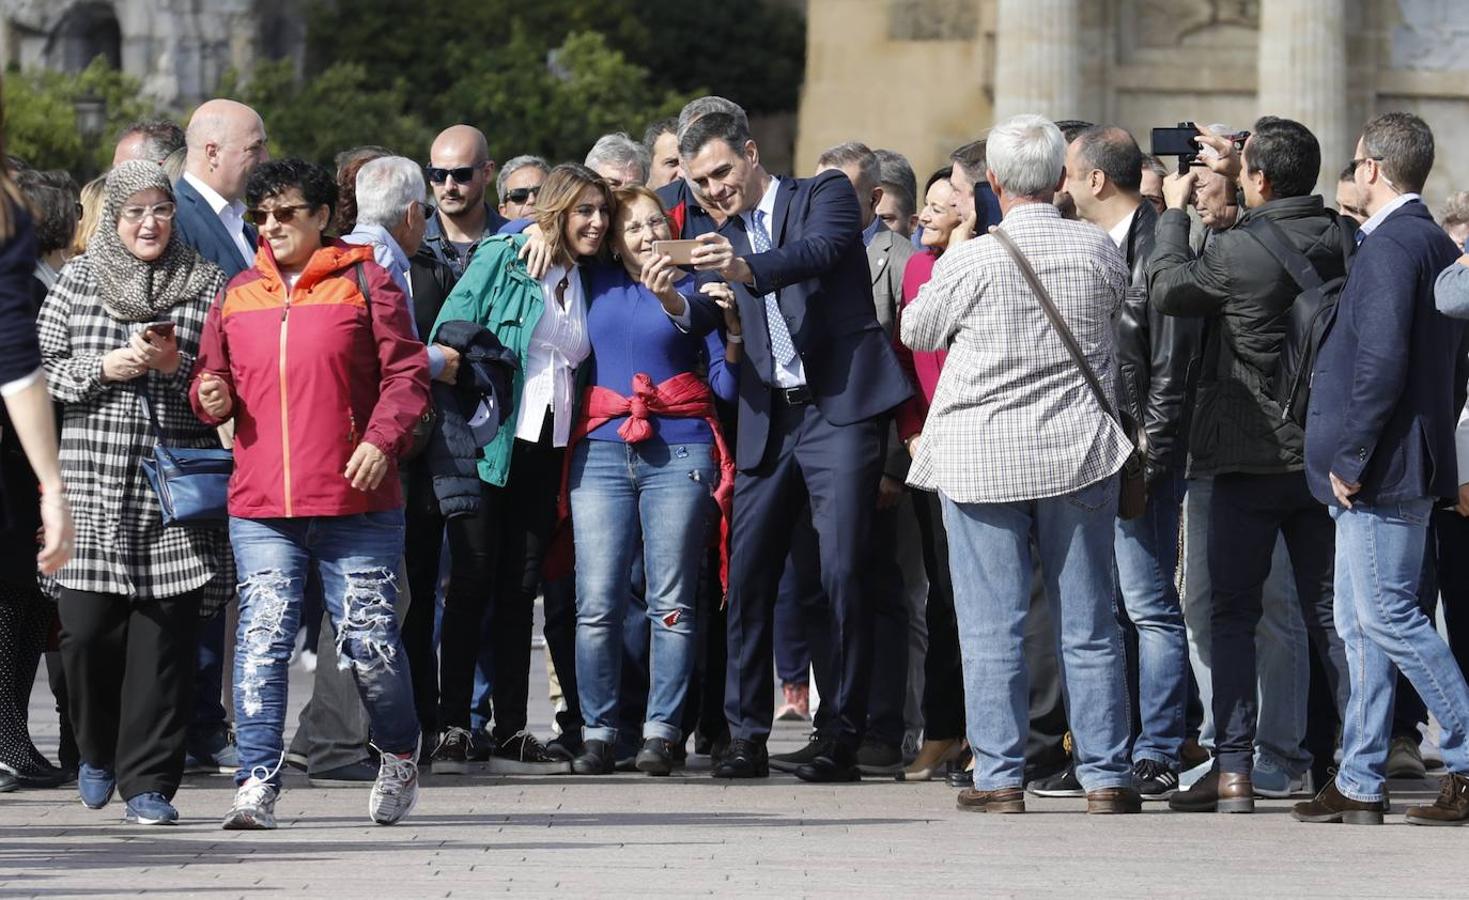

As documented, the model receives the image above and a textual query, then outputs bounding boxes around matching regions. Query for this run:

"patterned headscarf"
[90,160,217,322]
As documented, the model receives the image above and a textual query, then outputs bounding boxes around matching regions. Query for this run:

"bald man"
[175,99,268,279]
[422,124,507,277]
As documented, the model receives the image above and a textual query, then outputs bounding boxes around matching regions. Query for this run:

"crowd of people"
[3,81,1469,833]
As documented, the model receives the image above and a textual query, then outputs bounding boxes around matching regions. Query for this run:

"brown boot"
[1405,773,1469,826]
[902,738,963,782]
[1291,779,1384,825]
[1087,787,1142,814]
[1168,768,1254,813]
[956,787,1025,814]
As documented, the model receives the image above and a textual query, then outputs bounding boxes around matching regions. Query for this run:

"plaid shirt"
[900,202,1132,503]
[36,254,234,614]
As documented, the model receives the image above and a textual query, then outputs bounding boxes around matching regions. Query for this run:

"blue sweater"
[585,265,720,444]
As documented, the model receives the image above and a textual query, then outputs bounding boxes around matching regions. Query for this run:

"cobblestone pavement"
[2,650,1459,898]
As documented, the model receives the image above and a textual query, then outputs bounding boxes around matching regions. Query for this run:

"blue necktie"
[751,210,797,365]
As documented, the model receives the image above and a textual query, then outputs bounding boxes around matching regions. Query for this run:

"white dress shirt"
[515,263,591,447]
[740,176,807,388]
[182,171,254,268]
[1107,211,1133,250]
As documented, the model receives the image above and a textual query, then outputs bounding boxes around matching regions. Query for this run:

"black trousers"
[541,573,584,741]
[400,459,445,741]
[439,432,561,737]
[724,399,882,750]
[57,586,200,800]
[0,578,54,772]
[911,490,965,742]
[1208,472,1347,774]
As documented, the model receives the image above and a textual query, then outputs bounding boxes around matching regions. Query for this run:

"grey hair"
[676,96,749,137]
[354,156,427,229]
[584,133,650,185]
[496,154,550,201]
[116,118,185,163]
[985,114,1067,198]
[1440,191,1469,227]
[816,141,881,197]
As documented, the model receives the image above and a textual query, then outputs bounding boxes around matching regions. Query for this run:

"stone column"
[992,0,1082,123]
[1257,0,1351,195]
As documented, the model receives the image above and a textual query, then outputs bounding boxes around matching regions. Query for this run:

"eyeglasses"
[119,202,176,224]
[503,185,541,204]
[1349,155,1384,173]
[426,165,482,185]
[621,214,668,237]
[245,204,314,227]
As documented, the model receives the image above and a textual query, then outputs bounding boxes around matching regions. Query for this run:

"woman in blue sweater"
[564,185,733,775]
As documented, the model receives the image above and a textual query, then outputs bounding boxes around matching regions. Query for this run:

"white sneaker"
[222,777,278,830]
[369,744,419,826]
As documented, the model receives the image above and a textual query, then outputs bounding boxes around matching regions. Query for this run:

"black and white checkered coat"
[36,253,234,614]
[901,203,1133,504]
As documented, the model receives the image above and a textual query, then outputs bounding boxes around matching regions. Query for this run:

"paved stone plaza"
[1,649,1462,898]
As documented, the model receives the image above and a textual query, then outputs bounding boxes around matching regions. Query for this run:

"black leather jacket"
[1113,201,1203,483]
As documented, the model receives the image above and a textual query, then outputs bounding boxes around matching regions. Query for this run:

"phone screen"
[1150,127,1198,158]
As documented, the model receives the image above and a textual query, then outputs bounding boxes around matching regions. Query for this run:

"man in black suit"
[681,113,912,782]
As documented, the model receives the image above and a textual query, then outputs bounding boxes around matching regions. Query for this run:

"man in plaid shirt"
[901,114,1138,815]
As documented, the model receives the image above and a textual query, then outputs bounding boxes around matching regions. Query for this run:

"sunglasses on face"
[426,165,481,185]
[245,204,314,227]
[503,185,541,204]
[119,202,176,224]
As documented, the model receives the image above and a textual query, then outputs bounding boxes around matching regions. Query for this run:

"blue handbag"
[137,389,232,526]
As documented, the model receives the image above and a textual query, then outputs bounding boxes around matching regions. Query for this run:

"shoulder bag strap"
[1244,216,1325,292]
[353,262,372,304]
[989,228,1120,424]
[133,381,179,464]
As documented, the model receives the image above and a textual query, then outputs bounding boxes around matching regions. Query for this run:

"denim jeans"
[1332,499,1469,801]
[1114,468,1188,767]
[1180,478,1310,772]
[229,510,418,786]
[570,439,715,745]
[942,475,1132,792]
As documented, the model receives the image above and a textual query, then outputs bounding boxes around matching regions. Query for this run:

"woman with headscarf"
[36,160,232,825]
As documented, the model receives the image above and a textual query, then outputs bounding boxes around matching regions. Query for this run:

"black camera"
[1151,122,1251,173]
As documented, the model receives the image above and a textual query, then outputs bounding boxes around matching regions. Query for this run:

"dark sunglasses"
[503,185,541,204]
[426,165,480,185]
[245,204,314,227]
[1348,155,1384,174]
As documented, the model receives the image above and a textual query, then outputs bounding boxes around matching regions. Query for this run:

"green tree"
[5,58,167,175]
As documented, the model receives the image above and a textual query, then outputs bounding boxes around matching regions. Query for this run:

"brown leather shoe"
[1405,773,1469,826]
[1087,786,1142,814]
[956,787,1025,813]
[1168,768,1254,813]
[1291,779,1384,825]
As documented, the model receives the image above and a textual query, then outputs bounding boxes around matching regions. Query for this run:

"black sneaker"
[1026,762,1085,798]
[769,732,825,773]
[855,739,904,776]
[308,757,380,788]
[488,731,572,775]
[1133,758,1180,800]
[431,727,473,775]
[635,738,674,776]
[467,728,494,763]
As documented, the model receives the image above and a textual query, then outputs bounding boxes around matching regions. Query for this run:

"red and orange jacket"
[190,240,430,519]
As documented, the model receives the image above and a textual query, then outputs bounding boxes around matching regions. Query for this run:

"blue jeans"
[1332,499,1469,801]
[1114,469,1188,767]
[229,510,418,786]
[570,439,715,745]
[942,475,1132,792]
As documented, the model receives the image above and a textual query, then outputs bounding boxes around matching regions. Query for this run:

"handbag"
[990,228,1148,520]
[136,387,233,526]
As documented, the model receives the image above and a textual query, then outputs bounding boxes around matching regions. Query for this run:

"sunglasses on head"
[503,185,541,204]
[426,165,481,185]
[245,204,314,227]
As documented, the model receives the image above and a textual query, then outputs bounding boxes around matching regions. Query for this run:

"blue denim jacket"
[422,202,510,279]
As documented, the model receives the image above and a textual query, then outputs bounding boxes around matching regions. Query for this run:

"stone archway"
[49,1,120,72]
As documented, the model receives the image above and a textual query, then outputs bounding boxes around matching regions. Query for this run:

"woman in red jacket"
[191,159,430,831]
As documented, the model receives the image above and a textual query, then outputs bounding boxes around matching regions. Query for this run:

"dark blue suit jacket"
[722,171,911,470]
[1306,199,1468,506]
[173,177,255,279]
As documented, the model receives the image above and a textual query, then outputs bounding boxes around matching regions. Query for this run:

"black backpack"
[1244,214,1355,426]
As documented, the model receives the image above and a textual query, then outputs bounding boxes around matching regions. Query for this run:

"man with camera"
[1148,117,1351,813]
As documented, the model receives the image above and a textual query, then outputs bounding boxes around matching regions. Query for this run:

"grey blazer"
[867,227,916,337]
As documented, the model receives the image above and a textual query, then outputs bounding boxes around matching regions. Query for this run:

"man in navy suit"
[175,99,267,279]
[680,112,912,782]
[1294,112,1469,826]
[171,98,268,774]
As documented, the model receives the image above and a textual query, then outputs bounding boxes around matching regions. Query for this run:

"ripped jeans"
[228,510,417,786]
[569,438,716,745]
